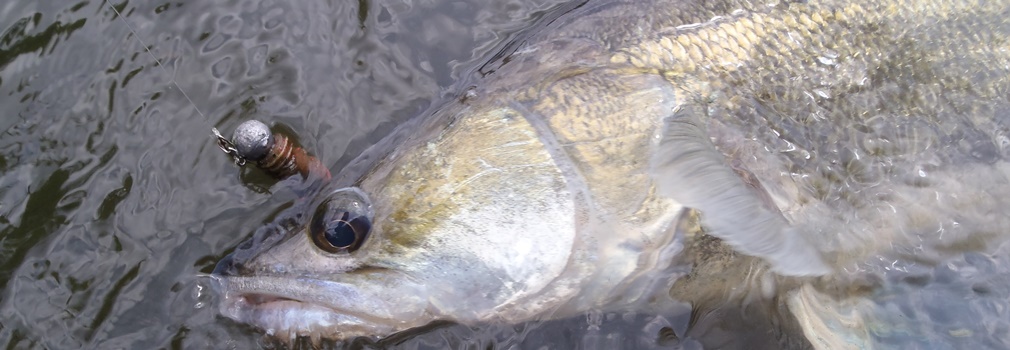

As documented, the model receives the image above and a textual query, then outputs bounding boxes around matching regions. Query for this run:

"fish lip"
[211,274,368,319]
[225,291,363,321]
[218,291,378,340]
[208,274,429,339]
[236,292,296,308]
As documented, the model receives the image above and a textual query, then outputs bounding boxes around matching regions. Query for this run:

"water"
[0,0,572,348]
[4,1,1010,349]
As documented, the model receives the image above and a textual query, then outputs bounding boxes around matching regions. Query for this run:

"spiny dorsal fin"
[649,104,830,276]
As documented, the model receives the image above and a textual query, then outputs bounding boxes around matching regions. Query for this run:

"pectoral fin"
[649,104,830,276]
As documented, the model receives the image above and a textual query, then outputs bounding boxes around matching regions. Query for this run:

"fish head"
[210,104,666,340]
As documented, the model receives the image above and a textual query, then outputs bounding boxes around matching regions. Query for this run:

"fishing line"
[103,0,257,163]
[103,0,209,123]
[103,0,330,178]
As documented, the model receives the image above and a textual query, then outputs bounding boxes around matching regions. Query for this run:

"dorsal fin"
[649,104,830,276]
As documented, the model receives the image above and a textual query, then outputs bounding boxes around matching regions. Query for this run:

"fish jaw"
[212,273,434,340]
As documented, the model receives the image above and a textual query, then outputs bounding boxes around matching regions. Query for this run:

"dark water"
[5,1,1010,349]
[0,0,585,348]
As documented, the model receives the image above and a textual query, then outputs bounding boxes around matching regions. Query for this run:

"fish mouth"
[239,292,286,306]
[210,276,394,340]
[208,274,431,340]
[229,292,340,318]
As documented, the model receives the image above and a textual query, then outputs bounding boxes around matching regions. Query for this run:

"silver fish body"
[212,0,1010,346]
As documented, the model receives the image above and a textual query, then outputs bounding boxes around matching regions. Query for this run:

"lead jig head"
[224,120,331,181]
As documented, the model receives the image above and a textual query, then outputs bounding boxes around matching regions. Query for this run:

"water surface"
[0,0,578,348]
[3,1,1010,349]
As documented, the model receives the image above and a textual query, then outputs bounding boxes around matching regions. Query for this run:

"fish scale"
[212,0,1010,347]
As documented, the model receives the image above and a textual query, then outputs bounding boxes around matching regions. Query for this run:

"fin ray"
[650,104,830,276]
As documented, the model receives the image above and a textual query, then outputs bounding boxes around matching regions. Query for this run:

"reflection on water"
[1,0,1009,349]
[0,0,567,348]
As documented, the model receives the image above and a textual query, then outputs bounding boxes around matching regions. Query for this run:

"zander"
[210,0,1010,348]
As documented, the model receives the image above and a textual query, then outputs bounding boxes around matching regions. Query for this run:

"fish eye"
[308,188,373,253]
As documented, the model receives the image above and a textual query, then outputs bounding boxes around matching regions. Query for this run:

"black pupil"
[325,212,357,248]
[309,192,373,253]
